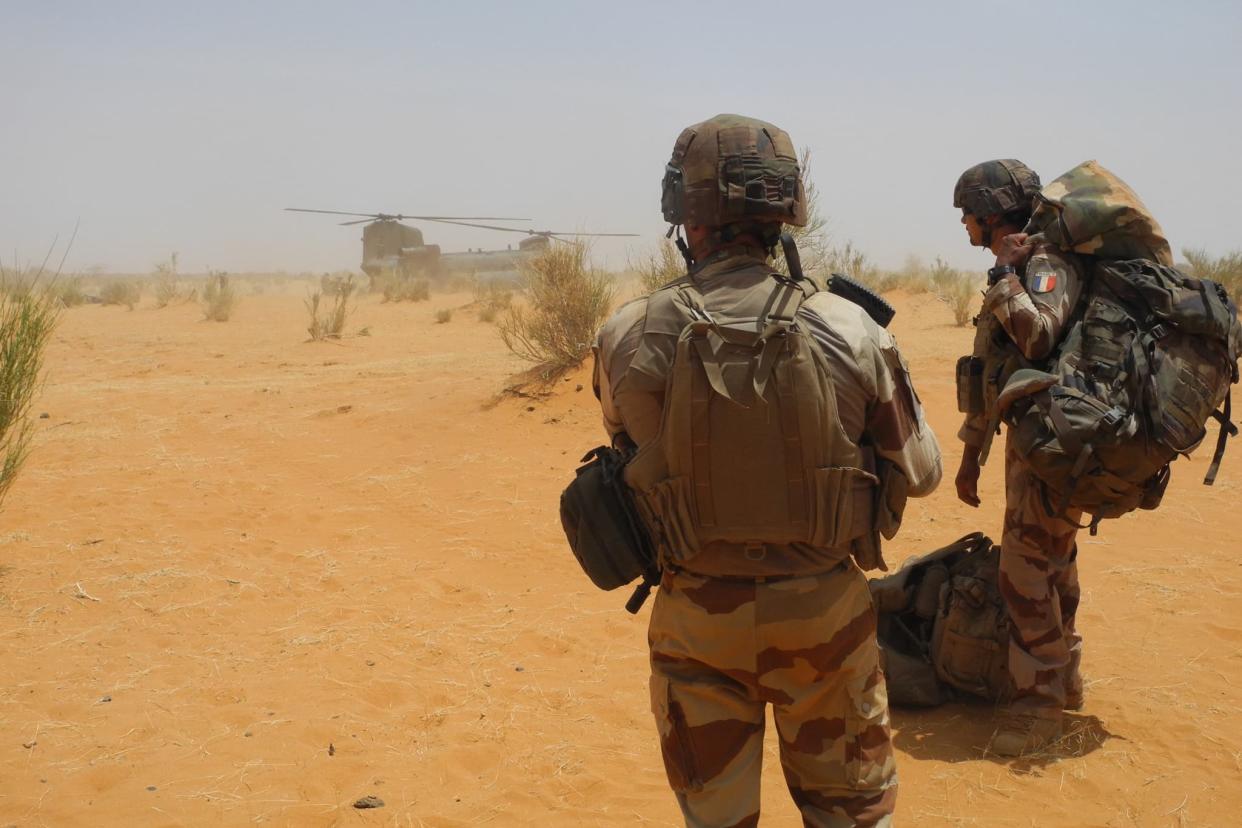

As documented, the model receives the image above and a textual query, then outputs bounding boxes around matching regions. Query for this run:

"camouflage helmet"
[661,113,807,229]
[953,159,1041,218]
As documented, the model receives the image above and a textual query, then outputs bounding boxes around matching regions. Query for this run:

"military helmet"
[953,159,1041,218]
[661,113,807,229]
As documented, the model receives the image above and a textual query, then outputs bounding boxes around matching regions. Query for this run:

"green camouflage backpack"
[871,533,1011,707]
[999,162,1242,529]
[1000,260,1240,527]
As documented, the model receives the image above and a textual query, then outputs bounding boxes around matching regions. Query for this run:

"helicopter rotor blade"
[286,207,531,222]
[338,219,374,226]
[537,231,641,238]
[285,208,382,219]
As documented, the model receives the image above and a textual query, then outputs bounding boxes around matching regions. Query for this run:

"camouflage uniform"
[595,249,942,826]
[959,243,1089,716]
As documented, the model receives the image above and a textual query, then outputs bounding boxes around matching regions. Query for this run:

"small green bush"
[0,270,60,507]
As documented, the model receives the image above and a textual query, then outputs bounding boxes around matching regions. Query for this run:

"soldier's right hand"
[955,451,982,507]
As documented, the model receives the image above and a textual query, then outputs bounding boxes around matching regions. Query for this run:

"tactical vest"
[622,267,878,569]
[1000,260,1241,528]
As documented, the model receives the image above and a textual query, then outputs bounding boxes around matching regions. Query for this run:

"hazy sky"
[3,0,1240,275]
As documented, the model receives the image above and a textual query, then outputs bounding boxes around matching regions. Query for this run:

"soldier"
[952,160,1089,756]
[593,114,942,827]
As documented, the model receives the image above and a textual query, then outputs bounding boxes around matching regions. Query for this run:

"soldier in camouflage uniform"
[594,114,942,826]
[952,160,1088,756]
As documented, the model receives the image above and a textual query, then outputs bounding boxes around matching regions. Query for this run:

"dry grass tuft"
[633,238,685,295]
[0,266,60,507]
[1182,248,1242,302]
[306,274,356,340]
[374,268,431,303]
[152,253,181,308]
[929,258,980,326]
[473,279,513,324]
[99,279,141,310]
[499,243,613,378]
[201,271,237,322]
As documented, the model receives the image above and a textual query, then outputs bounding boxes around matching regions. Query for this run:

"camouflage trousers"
[1000,434,1083,715]
[648,561,896,828]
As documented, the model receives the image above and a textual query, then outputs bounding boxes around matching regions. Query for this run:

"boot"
[988,712,1063,757]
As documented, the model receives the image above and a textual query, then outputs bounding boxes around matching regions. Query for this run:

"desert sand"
[1,286,1239,827]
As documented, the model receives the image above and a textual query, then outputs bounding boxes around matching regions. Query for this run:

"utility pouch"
[956,356,984,414]
[559,446,660,613]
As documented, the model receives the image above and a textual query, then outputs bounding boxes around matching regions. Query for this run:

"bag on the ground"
[871,532,1011,707]
[1000,164,1242,528]
[559,446,660,613]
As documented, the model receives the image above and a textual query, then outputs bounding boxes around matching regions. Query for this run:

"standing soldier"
[593,113,941,827]
[952,160,1089,756]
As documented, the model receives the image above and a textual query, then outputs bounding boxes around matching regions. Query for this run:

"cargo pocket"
[649,674,702,793]
[930,593,1005,698]
[845,667,894,790]
[809,467,879,549]
[641,476,700,563]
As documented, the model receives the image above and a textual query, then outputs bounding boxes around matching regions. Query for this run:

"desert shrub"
[434,308,453,324]
[378,268,431,303]
[473,279,513,323]
[928,258,979,327]
[499,243,613,377]
[0,271,60,507]
[824,241,883,288]
[306,274,356,340]
[1183,248,1242,302]
[771,148,830,279]
[319,271,355,297]
[152,253,180,308]
[49,276,86,308]
[202,271,236,321]
[634,238,685,294]
[99,279,141,310]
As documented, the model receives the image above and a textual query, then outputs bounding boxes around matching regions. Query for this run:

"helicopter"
[284,208,637,284]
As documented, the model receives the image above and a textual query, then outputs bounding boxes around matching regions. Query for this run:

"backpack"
[998,161,1242,530]
[1000,260,1240,529]
[622,271,882,566]
[871,533,1011,707]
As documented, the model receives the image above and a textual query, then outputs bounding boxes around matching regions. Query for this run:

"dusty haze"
[2,1,1240,275]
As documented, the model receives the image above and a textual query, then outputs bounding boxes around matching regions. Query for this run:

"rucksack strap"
[1204,389,1237,486]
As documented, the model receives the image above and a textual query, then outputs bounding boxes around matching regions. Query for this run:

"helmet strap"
[669,225,694,269]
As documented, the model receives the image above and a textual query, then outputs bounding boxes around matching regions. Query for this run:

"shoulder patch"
[1029,271,1058,293]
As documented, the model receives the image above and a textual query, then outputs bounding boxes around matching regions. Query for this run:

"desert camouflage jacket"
[958,243,1088,448]
[593,249,942,575]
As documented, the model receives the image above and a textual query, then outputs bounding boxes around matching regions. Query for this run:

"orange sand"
[1,287,1239,826]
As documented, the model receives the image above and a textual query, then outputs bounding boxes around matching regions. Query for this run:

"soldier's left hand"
[995,233,1034,268]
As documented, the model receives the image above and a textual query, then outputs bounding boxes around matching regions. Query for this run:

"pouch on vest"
[560,446,660,613]
[955,356,984,415]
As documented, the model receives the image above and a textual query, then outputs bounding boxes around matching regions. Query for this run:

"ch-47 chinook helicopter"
[284,208,637,284]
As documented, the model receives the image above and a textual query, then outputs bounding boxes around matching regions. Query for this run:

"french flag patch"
[1030,271,1058,293]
